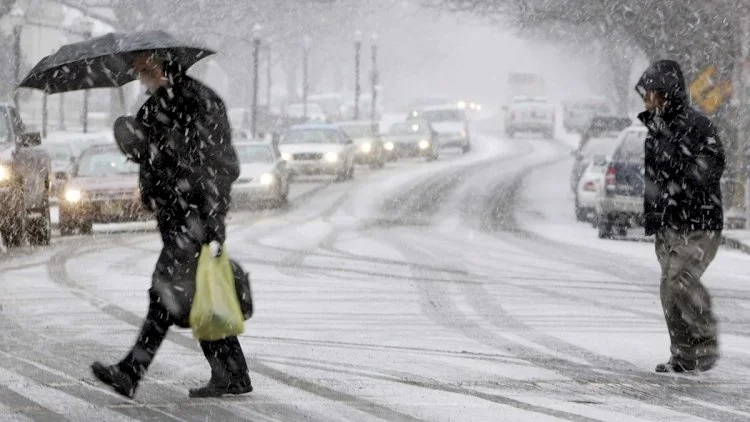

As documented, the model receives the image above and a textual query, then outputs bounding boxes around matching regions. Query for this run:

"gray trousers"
[655,228,720,362]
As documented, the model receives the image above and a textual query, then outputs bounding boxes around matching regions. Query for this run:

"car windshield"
[339,124,374,138]
[236,144,274,163]
[418,109,463,122]
[617,131,647,161]
[76,148,139,177]
[389,122,428,135]
[280,129,341,144]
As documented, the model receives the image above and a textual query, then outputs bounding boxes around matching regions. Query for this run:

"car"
[572,132,623,222]
[42,143,78,201]
[563,97,613,133]
[277,124,356,182]
[382,120,439,161]
[577,116,633,155]
[335,120,385,169]
[571,116,633,193]
[59,143,149,235]
[575,157,611,224]
[408,104,471,153]
[594,124,647,239]
[232,140,290,208]
[308,93,343,122]
[0,103,51,247]
[286,103,326,123]
[504,96,555,139]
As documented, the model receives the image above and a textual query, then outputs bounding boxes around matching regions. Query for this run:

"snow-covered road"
[0,119,748,421]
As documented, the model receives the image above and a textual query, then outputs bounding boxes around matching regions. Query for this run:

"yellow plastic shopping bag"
[189,245,245,341]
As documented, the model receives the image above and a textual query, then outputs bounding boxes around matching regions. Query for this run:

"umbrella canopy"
[19,30,215,94]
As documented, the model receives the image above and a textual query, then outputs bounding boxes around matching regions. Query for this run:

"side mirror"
[346,139,353,145]
[17,132,41,147]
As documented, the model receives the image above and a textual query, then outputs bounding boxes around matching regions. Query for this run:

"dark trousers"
[119,288,249,382]
[655,228,720,362]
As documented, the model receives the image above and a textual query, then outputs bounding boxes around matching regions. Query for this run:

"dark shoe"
[91,361,138,398]
[188,373,253,398]
[655,355,717,373]
[655,360,693,373]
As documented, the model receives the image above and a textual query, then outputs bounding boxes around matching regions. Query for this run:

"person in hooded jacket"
[90,52,252,398]
[635,60,725,373]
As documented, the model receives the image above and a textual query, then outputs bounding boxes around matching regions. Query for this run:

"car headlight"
[457,101,467,109]
[260,173,275,185]
[0,165,10,182]
[418,140,430,149]
[281,152,292,161]
[325,152,339,162]
[65,189,82,203]
[384,142,394,151]
[461,130,467,138]
[361,142,372,153]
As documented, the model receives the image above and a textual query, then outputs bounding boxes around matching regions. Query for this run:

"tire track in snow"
[373,136,750,421]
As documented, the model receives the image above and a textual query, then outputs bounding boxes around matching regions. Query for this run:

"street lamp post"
[354,30,362,121]
[10,6,25,114]
[251,24,261,139]
[76,18,94,133]
[370,33,379,129]
[266,37,272,113]
[302,35,311,119]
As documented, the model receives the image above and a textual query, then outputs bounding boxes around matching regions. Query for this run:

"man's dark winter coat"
[132,63,240,325]
[636,60,725,236]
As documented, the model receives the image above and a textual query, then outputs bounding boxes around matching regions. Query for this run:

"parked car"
[577,116,633,153]
[0,103,51,247]
[43,143,78,201]
[335,120,385,169]
[232,140,290,208]
[571,116,633,193]
[575,156,611,223]
[563,96,612,133]
[408,104,471,153]
[503,96,555,139]
[277,124,356,182]
[594,124,647,239]
[382,120,439,161]
[59,143,148,235]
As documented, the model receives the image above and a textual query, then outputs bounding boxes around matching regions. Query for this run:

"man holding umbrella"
[20,31,252,398]
[88,51,251,398]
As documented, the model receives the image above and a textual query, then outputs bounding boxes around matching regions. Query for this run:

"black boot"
[189,336,253,398]
[188,372,253,398]
[655,354,718,373]
[91,362,138,398]
[93,290,174,399]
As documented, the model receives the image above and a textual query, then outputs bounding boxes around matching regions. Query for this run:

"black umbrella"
[19,30,215,94]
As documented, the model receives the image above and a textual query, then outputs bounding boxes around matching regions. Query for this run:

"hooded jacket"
[635,60,725,235]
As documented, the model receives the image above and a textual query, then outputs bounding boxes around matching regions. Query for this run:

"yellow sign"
[689,65,732,115]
